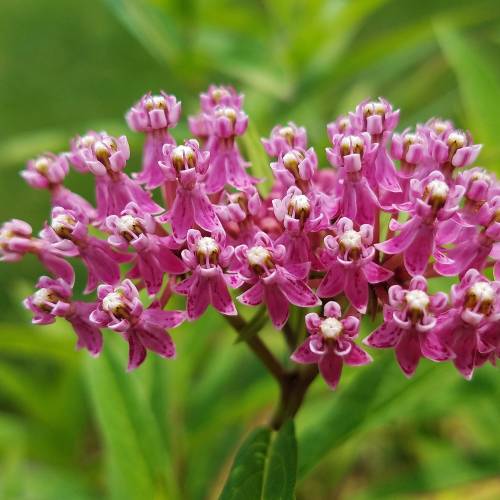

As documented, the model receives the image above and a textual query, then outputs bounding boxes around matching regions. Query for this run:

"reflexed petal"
[210,271,237,316]
[395,331,421,377]
[186,274,210,320]
[278,269,320,307]
[363,261,393,284]
[264,285,289,329]
[317,265,345,298]
[344,343,372,366]
[291,339,320,364]
[127,332,147,371]
[319,352,343,390]
[364,321,402,348]
[237,282,264,306]
[345,267,369,313]
[138,325,176,359]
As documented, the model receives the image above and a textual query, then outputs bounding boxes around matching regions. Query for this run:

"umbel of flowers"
[2,86,499,411]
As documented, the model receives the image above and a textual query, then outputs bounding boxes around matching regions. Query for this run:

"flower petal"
[291,338,321,364]
[319,352,343,390]
[344,343,372,366]
[395,331,421,377]
[364,321,402,348]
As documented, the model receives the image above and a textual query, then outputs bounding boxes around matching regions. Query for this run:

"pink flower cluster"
[2,87,499,385]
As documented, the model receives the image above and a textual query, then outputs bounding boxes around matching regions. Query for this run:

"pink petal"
[127,332,147,371]
[317,264,345,298]
[344,267,369,313]
[186,273,210,320]
[142,309,185,329]
[363,261,393,284]
[291,338,321,364]
[344,343,372,366]
[169,189,194,241]
[192,189,222,232]
[420,330,449,362]
[237,282,264,306]
[278,268,320,307]
[319,352,343,390]
[395,330,421,377]
[404,224,434,276]
[376,218,419,255]
[452,327,477,380]
[69,316,103,356]
[210,270,237,316]
[264,284,289,329]
[138,325,176,359]
[364,321,402,348]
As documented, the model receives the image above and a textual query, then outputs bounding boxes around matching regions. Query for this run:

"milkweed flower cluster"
[2,87,499,385]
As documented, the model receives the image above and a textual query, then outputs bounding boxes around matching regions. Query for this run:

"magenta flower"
[327,115,358,142]
[200,85,243,112]
[106,202,186,295]
[215,187,262,245]
[435,269,500,379]
[158,139,223,241]
[91,279,185,370]
[69,131,162,224]
[174,229,238,320]
[327,133,380,225]
[273,187,327,264]
[235,232,320,329]
[317,218,393,313]
[126,92,181,189]
[291,301,372,389]
[270,147,317,193]
[203,105,257,193]
[22,153,95,218]
[435,195,500,276]
[24,276,102,356]
[40,207,130,293]
[262,122,308,157]
[376,171,465,276]
[428,128,482,180]
[0,219,74,285]
[364,276,450,377]
[350,98,401,193]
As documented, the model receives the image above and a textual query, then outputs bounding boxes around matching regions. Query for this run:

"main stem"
[224,313,318,430]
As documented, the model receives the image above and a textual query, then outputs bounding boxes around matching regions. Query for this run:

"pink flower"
[291,301,372,390]
[317,218,393,313]
[175,229,238,320]
[215,187,262,245]
[235,232,320,329]
[262,122,308,157]
[270,147,317,193]
[158,140,223,241]
[435,195,500,276]
[21,153,95,218]
[126,92,181,189]
[428,128,482,179]
[0,219,74,285]
[364,276,450,377]
[435,269,500,379]
[272,186,327,264]
[69,131,162,224]
[350,98,401,193]
[40,207,129,293]
[203,105,257,193]
[106,202,186,295]
[91,279,185,370]
[376,171,465,276]
[200,85,243,112]
[326,132,380,225]
[327,115,358,142]
[24,276,102,356]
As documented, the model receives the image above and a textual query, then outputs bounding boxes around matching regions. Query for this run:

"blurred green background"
[1,0,500,498]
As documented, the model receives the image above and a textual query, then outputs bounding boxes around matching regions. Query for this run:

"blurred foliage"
[1,0,500,498]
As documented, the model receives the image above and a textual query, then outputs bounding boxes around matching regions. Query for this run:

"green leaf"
[297,354,390,477]
[435,22,500,164]
[262,420,297,500]
[84,342,180,500]
[220,421,297,500]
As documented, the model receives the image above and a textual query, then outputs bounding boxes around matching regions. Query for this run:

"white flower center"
[196,237,219,256]
[33,288,55,307]
[427,179,449,199]
[34,157,50,174]
[405,290,430,311]
[469,282,494,303]
[116,215,138,233]
[290,194,310,212]
[102,292,126,313]
[431,120,448,134]
[340,135,364,155]
[51,214,76,233]
[320,317,343,339]
[145,95,166,110]
[279,126,294,138]
[79,135,96,148]
[447,131,466,148]
[364,101,386,116]
[247,246,271,267]
[339,229,362,250]
[215,106,237,122]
